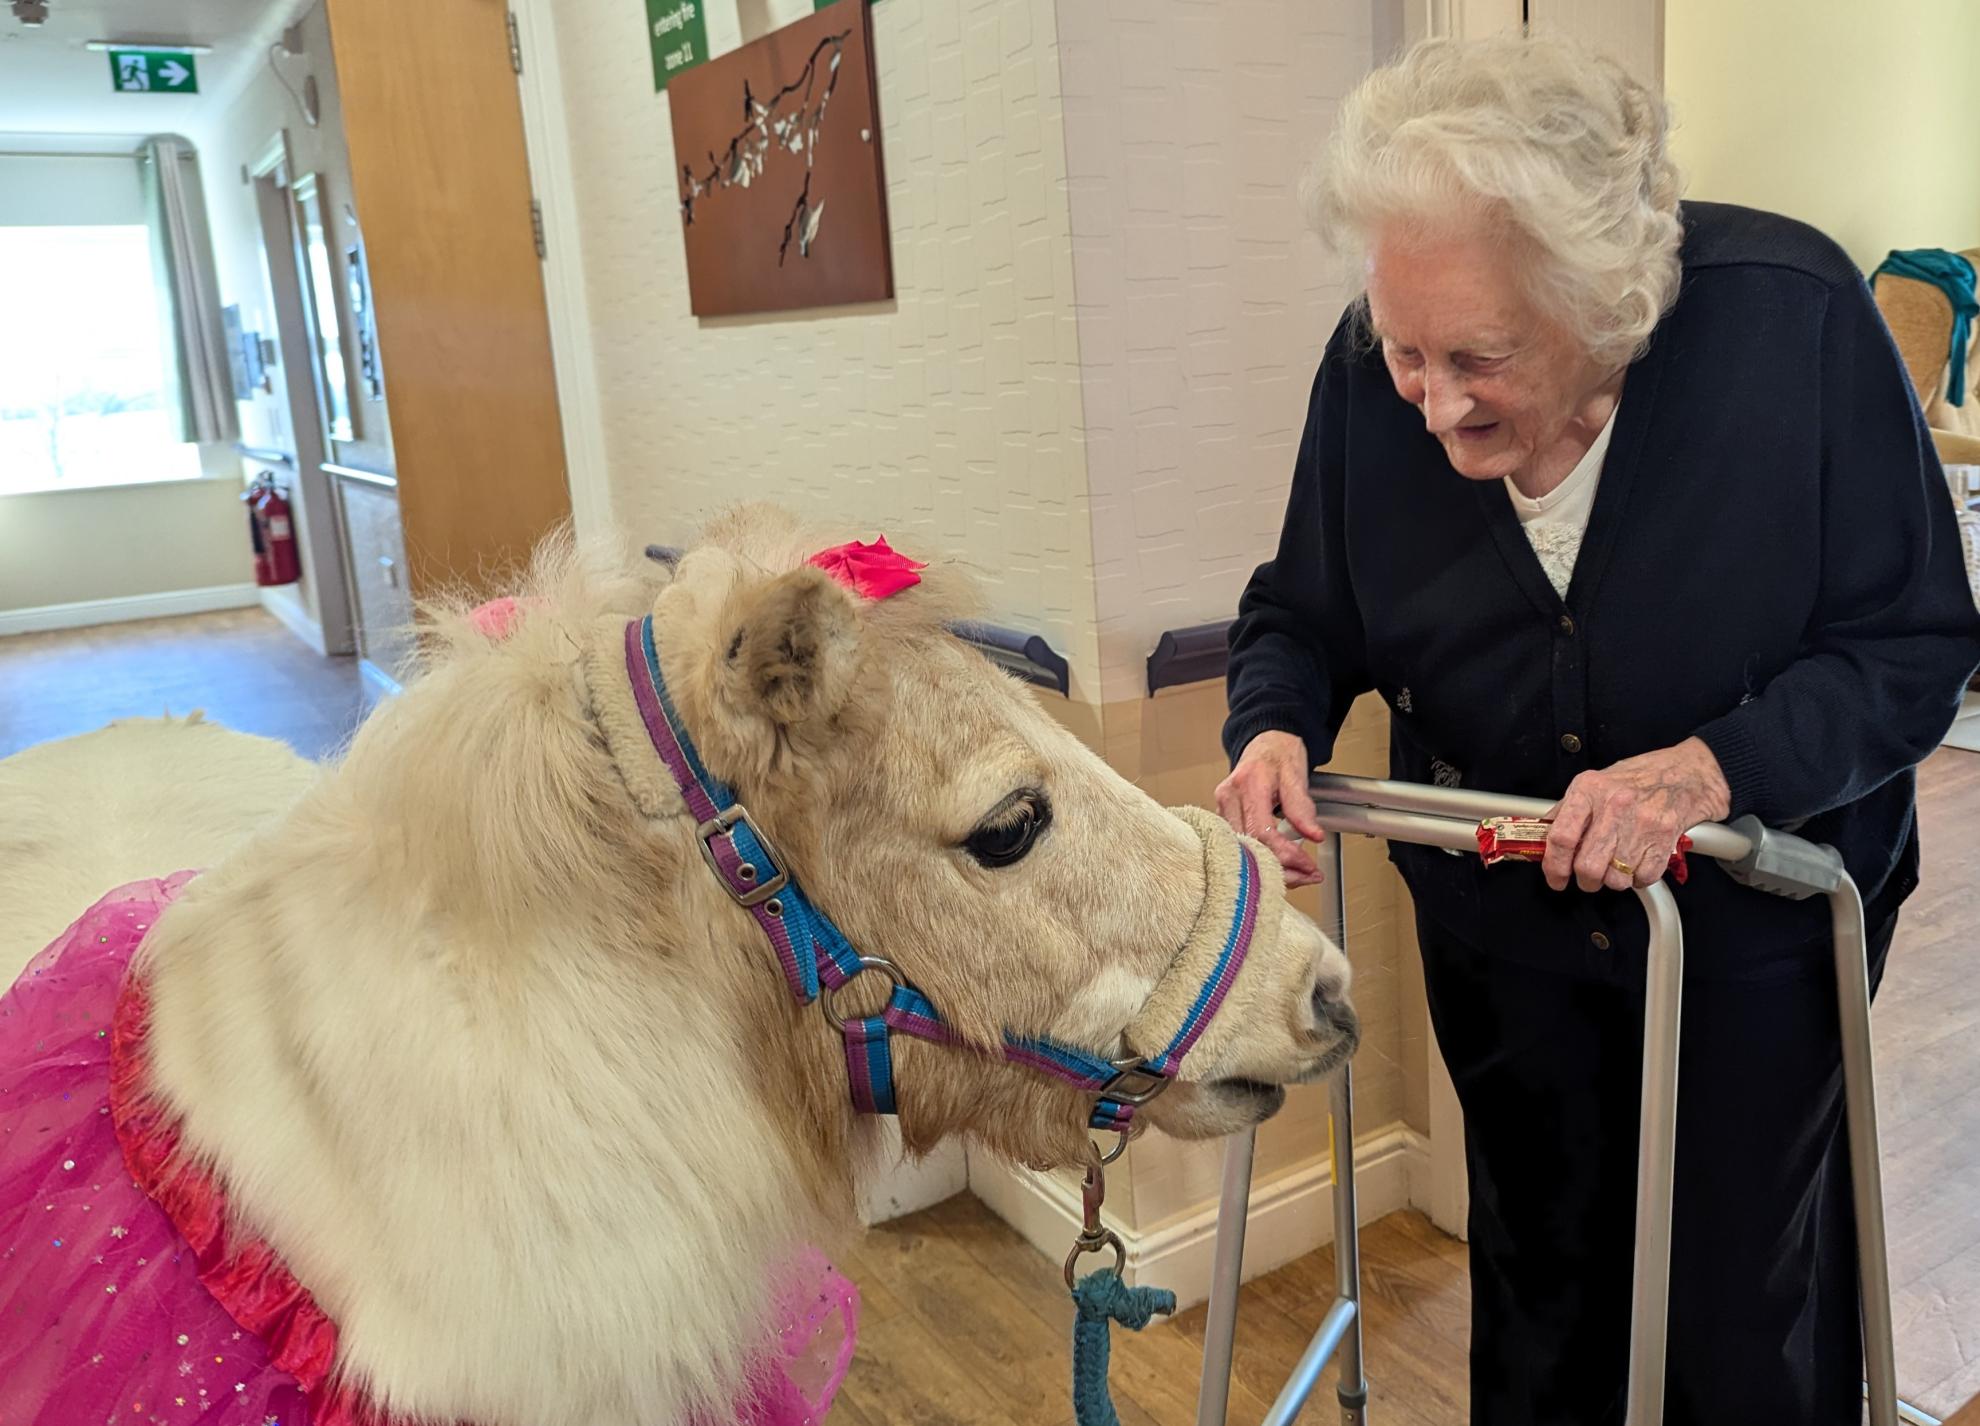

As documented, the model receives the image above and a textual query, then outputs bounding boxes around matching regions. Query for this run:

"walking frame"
[1193,772,1918,1426]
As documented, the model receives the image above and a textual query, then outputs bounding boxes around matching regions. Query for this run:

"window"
[0,224,204,495]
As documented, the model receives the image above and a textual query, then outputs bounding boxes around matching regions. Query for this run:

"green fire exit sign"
[108,49,199,95]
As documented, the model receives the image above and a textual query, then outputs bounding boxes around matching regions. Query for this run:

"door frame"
[249,130,358,657]
[508,0,613,544]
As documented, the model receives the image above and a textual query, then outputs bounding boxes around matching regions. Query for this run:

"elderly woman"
[1218,33,1980,1425]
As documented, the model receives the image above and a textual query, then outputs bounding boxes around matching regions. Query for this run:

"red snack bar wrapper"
[1476,818,1552,866]
[1476,817,1693,885]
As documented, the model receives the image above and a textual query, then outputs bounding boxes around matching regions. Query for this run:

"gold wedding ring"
[1610,857,1635,876]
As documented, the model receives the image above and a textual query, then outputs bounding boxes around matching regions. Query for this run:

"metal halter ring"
[1092,1124,1143,1167]
[819,956,905,1031]
[1063,1229,1127,1291]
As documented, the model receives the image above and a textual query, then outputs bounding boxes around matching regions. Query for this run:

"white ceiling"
[0,0,312,148]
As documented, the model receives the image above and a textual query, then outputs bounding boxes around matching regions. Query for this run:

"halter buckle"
[1100,1056,1171,1107]
[696,804,792,908]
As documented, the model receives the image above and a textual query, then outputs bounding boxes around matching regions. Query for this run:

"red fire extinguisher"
[243,473,301,587]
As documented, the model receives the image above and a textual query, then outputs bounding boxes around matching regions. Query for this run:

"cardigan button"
[1558,614,1576,636]
[1591,932,1612,951]
[1560,732,1583,753]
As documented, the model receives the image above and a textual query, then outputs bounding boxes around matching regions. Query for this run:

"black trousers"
[1416,911,1895,1426]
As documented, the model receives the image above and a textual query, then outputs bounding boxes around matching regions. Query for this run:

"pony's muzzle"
[1142,809,1361,1104]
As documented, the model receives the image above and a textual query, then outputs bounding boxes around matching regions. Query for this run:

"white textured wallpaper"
[1056,0,1376,703]
[548,0,1105,693]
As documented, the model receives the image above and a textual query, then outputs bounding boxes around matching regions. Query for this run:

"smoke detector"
[11,0,51,26]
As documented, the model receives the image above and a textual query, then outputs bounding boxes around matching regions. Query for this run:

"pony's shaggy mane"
[335,508,983,949]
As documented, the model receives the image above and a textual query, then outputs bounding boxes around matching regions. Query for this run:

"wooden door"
[323,0,571,600]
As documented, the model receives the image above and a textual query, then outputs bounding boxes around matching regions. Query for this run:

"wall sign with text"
[646,0,885,92]
[646,0,709,90]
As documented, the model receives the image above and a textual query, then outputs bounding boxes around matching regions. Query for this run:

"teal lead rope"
[1065,1155,1175,1426]
[1070,1267,1176,1426]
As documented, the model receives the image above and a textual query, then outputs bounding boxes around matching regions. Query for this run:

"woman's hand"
[1215,731,1327,887]
[1544,737,1732,892]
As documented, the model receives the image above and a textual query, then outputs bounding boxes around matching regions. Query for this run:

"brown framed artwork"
[668,1,893,318]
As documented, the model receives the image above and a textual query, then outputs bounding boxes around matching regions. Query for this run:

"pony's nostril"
[1311,977,1357,1039]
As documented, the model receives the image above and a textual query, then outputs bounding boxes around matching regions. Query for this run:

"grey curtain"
[140,135,237,445]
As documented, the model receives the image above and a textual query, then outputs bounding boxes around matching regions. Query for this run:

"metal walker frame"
[1193,773,1910,1426]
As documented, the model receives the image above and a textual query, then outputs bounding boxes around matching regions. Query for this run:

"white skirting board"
[261,586,328,655]
[859,1128,969,1226]
[966,1123,1432,1312]
[0,583,262,637]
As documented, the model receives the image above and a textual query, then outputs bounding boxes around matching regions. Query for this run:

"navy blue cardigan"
[1225,203,1980,980]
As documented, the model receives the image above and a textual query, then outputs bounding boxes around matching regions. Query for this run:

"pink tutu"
[0,878,857,1426]
[724,1245,860,1426]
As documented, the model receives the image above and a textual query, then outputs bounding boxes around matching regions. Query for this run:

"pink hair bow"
[807,537,927,600]
[467,596,528,639]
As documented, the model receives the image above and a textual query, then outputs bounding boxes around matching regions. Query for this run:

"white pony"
[0,509,1356,1426]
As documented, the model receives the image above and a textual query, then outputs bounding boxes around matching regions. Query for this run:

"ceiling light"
[84,40,215,54]
[12,1,51,27]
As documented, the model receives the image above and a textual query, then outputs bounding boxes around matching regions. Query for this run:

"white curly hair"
[1309,32,1685,368]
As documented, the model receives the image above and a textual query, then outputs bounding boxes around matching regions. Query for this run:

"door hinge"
[506,10,523,75]
[530,198,546,259]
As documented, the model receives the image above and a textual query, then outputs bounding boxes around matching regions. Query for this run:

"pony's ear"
[718,566,863,728]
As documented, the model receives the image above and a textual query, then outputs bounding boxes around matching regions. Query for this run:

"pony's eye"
[964,791,1051,869]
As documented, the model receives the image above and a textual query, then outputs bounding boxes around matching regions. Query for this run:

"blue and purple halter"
[624,615,1260,1134]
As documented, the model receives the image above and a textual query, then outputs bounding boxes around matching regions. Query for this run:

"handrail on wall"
[641,544,1071,695]
[948,620,1071,695]
[1147,619,1235,695]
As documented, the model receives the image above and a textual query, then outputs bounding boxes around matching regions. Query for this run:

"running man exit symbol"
[108,50,199,94]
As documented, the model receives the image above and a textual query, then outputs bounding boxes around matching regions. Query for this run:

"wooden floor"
[0,608,369,762]
[2,613,1976,1420]
[838,1194,1469,1426]
[1879,745,1980,1417]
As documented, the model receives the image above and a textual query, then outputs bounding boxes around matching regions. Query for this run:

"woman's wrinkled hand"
[1544,737,1732,892]
[1215,731,1327,887]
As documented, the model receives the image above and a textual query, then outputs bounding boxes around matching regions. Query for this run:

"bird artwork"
[667,2,893,317]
